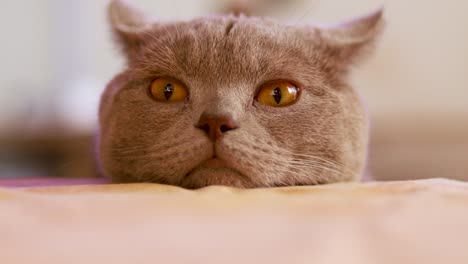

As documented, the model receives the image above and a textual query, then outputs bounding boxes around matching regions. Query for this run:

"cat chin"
[180,166,254,189]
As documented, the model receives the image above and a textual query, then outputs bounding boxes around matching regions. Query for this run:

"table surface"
[1,178,468,264]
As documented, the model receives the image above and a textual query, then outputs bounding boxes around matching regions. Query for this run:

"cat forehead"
[131,16,317,85]
[182,16,286,38]
[142,16,309,55]
[111,0,384,84]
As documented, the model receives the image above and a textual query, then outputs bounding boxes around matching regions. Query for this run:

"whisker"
[293,161,346,177]
[225,136,351,182]
[290,158,352,177]
[288,152,343,166]
[289,162,343,177]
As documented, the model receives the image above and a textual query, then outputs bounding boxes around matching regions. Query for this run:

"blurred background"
[0,0,467,181]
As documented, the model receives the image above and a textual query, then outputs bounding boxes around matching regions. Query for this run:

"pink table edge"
[0,178,111,188]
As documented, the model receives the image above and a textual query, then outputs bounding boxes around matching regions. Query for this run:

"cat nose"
[196,112,239,142]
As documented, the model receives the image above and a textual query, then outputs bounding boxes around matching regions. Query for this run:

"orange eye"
[256,80,300,107]
[149,77,188,102]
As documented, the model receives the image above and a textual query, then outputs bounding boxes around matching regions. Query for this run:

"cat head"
[98,0,383,188]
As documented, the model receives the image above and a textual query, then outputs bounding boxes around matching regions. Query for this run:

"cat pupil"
[273,87,282,104]
[164,84,174,100]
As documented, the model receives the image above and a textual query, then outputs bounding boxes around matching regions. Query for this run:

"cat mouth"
[182,155,249,186]
[202,157,230,168]
[184,155,234,175]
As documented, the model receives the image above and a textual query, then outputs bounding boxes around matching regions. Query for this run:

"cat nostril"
[196,112,239,142]
[220,125,231,133]
[200,124,210,134]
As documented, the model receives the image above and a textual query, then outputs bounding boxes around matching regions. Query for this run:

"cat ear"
[318,8,384,69]
[108,0,152,56]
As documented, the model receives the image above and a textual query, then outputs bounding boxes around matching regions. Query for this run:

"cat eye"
[149,77,188,103]
[256,80,300,107]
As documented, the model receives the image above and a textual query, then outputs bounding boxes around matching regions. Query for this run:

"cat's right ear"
[315,9,384,73]
[108,0,152,57]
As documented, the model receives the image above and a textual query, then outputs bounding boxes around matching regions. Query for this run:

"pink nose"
[196,112,239,142]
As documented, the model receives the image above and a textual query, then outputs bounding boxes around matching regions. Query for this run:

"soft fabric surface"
[1,179,468,264]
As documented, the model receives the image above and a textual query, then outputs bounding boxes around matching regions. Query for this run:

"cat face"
[98,0,383,188]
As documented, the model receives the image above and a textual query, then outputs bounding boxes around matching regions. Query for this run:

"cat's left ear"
[316,8,384,70]
[108,0,153,57]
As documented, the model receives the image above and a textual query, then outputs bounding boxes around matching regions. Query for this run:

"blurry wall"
[0,0,467,180]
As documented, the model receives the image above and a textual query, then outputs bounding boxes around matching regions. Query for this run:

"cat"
[97,0,383,188]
